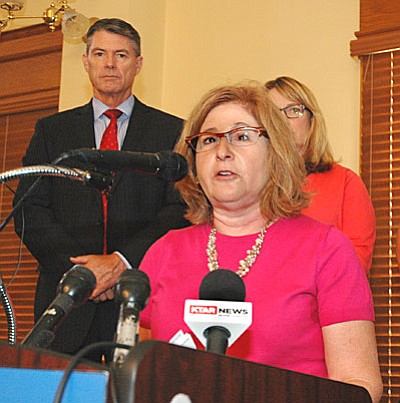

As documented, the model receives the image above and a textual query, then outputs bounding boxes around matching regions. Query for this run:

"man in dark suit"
[13,18,189,361]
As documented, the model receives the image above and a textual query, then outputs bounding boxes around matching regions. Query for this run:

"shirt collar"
[92,95,135,120]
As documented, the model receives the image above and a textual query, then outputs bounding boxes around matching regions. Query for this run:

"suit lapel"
[71,102,102,212]
[74,102,96,150]
[121,99,149,151]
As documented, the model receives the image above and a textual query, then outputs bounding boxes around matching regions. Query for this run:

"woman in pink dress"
[139,81,382,402]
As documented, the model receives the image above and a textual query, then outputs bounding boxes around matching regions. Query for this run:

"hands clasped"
[70,253,127,303]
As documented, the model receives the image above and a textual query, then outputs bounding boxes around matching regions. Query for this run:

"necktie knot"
[104,109,123,120]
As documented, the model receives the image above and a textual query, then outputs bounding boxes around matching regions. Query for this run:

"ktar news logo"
[189,305,248,315]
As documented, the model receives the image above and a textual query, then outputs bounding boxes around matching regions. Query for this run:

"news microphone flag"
[184,299,252,348]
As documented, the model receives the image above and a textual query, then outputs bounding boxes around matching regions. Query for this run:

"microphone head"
[199,269,246,302]
[57,265,97,307]
[115,269,151,311]
[157,150,188,181]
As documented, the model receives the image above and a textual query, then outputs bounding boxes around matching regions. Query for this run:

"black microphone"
[58,149,188,182]
[184,269,252,355]
[199,269,246,301]
[22,265,96,349]
[113,269,151,366]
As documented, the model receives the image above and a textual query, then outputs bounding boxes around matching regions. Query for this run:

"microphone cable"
[53,341,131,403]
[0,155,112,234]
[0,152,78,234]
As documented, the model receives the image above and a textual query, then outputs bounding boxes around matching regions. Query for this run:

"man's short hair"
[86,18,141,56]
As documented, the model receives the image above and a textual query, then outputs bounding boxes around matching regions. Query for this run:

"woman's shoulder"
[332,164,370,193]
[271,217,357,268]
[310,163,350,177]
[307,163,365,188]
[153,224,210,246]
[141,225,208,267]
[274,215,333,236]
[329,163,362,180]
[280,215,358,251]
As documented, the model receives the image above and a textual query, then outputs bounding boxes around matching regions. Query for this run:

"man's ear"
[135,56,144,75]
[82,53,89,72]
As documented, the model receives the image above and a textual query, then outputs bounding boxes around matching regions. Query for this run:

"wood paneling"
[0,24,62,344]
[351,0,400,56]
[360,0,400,34]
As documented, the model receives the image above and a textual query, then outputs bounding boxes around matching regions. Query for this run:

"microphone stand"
[0,164,111,344]
[0,164,112,232]
[112,269,151,367]
[204,326,231,355]
[112,302,141,366]
[0,273,16,345]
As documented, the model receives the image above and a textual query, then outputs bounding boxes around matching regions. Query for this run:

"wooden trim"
[0,24,62,115]
[0,88,60,115]
[350,28,400,57]
[0,24,62,63]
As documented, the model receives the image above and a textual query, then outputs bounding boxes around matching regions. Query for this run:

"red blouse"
[302,163,376,271]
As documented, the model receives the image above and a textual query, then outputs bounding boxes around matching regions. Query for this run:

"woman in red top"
[266,76,375,272]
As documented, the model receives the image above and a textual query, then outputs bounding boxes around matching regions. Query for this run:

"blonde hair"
[175,81,309,225]
[265,76,335,173]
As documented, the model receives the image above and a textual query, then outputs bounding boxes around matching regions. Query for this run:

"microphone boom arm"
[0,164,111,233]
[0,164,103,185]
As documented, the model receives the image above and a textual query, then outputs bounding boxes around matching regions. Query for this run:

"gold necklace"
[206,223,271,277]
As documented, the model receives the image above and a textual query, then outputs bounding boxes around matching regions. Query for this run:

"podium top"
[0,341,106,371]
[114,341,372,403]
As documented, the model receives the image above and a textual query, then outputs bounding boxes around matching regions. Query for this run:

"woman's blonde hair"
[265,76,335,173]
[175,80,309,225]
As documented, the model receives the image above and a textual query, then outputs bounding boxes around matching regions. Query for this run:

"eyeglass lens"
[192,127,262,152]
[281,105,306,118]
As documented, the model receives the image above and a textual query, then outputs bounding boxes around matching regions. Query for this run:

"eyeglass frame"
[280,104,312,119]
[185,126,269,153]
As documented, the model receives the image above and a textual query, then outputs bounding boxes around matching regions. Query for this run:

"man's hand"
[92,288,115,303]
[70,253,126,300]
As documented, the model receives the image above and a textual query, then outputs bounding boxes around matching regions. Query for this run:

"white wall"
[162,1,360,171]
[3,0,360,171]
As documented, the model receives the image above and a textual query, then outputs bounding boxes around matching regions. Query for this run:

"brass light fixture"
[0,1,90,40]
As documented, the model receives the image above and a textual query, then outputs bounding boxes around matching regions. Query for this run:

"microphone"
[58,148,188,182]
[22,265,96,349]
[113,269,151,366]
[184,269,252,355]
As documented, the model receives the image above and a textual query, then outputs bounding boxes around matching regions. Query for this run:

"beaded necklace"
[206,222,272,277]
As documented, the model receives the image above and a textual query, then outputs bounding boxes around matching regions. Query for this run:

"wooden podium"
[0,341,106,371]
[0,341,372,402]
[114,340,372,403]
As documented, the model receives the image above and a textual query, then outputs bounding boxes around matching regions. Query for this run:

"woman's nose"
[215,136,233,160]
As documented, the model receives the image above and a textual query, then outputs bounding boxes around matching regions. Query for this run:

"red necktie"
[100,109,122,253]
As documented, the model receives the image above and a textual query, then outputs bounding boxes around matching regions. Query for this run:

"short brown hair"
[175,81,309,225]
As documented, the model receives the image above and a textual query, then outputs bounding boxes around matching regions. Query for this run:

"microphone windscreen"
[115,269,151,310]
[199,269,246,302]
[158,150,188,181]
[57,265,96,307]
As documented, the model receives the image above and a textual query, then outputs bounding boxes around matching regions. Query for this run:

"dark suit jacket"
[13,98,189,352]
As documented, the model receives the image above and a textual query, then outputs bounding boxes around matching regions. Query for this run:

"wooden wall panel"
[1,53,62,99]
[360,0,400,34]
[0,24,62,344]
[351,0,400,56]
